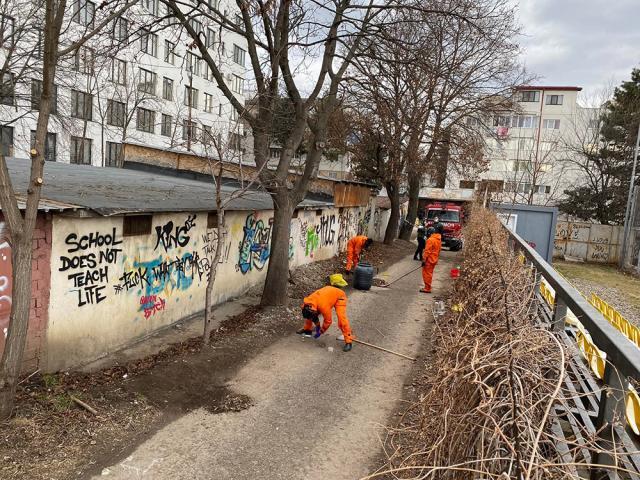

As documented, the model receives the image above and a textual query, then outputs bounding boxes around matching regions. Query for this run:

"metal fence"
[622,189,640,273]
[506,226,640,479]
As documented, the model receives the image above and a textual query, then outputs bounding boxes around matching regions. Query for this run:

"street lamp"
[619,121,640,269]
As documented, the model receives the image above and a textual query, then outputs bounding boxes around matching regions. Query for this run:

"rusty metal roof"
[5,158,333,216]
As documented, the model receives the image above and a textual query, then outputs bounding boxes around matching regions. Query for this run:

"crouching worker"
[346,235,373,272]
[296,274,354,352]
[421,224,442,293]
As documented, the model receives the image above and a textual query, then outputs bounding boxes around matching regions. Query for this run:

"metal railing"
[505,226,640,479]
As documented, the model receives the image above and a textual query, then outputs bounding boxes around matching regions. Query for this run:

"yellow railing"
[538,280,640,436]
[589,294,640,350]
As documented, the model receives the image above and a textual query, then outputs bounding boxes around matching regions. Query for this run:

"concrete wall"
[45,202,387,371]
[554,221,622,264]
[0,214,52,371]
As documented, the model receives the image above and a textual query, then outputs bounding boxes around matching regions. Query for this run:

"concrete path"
[96,251,457,480]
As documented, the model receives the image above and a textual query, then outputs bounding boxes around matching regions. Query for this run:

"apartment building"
[0,0,247,167]
[442,85,597,205]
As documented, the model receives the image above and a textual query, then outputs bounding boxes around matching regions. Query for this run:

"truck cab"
[424,202,464,251]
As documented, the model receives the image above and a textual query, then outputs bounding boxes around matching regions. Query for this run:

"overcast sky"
[516,0,640,100]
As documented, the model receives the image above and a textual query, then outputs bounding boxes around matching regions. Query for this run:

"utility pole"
[619,121,640,269]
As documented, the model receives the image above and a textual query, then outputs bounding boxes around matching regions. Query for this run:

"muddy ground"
[0,240,413,480]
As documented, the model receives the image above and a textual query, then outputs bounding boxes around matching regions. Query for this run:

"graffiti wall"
[46,203,388,371]
[554,221,622,264]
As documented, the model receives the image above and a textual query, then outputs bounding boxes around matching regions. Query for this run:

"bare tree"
[160,0,484,305]
[347,0,524,243]
[0,0,136,419]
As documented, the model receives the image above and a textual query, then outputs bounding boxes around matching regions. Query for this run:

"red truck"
[424,202,464,251]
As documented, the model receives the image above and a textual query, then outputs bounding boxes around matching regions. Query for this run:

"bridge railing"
[505,225,640,479]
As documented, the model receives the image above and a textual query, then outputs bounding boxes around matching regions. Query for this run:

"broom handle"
[385,265,423,287]
[352,338,416,361]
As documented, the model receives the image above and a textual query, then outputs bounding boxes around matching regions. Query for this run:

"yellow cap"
[329,273,348,287]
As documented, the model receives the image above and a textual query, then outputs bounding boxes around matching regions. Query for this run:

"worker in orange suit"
[421,224,443,293]
[296,274,354,352]
[345,235,373,272]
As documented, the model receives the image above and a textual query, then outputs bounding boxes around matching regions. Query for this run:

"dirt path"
[95,252,458,480]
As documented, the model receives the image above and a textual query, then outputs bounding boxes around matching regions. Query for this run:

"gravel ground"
[566,277,640,327]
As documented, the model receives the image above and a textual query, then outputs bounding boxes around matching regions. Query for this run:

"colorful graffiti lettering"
[0,229,11,353]
[139,295,166,319]
[306,226,319,257]
[237,214,272,274]
[154,215,197,252]
[115,250,210,298]
[59,228,122,307]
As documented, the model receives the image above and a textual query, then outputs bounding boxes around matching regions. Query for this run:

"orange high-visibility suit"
[422,233,442,292]
[302,286,353,343]
[346,235,369,272]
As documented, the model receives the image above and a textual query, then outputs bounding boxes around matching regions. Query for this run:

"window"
[204,93,213,113]
[105,141,122,166]
[465,117,480,127]
[235,14,242,26]
[188,18,202,35]
[30,80,57,113]
[270,147,281,159]
[137,107,155,133]
[202,125,213,144]
[73,46,94,74]
[71,90,93,120]
[138,68,157,95]
[511,160,531,172]
[534,185,551,194]
[459,180,475,189]
[230,108,238,121]
[140,0,158,15]
[493,115,511,127]
[233,44,246,66]
[231,74,244,94]
[112,17,128,41]
[218,103,223,115]
[161,114,172,136]
[34,29,43,59]
[107,99,125,127]
[208,0,219,10]
[517,137,533,151]
[140,29,158,56]
[0,72,14,106]
[512,115,538,128]
[588,119,599,129]
[0,126,13,156]
[520,90,539,102]
[184,86,198,108]
[30,131,57,162]
[73,0,95,27]
[164,40,176,64]
[542,119,560,129]
[207,212,218,228]
[229,131,241,151]
[186,52,201,76]
[204,64,214,82]
[546,94,563,105]
[0,15,15,48]
[70,136,92,164]
[111,58,126,85]
[183,120,197,142]
[162,77,173,101]
[206,28,216,48]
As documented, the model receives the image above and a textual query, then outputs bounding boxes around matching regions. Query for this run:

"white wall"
[46,203,388,370]
[554,221,622,264]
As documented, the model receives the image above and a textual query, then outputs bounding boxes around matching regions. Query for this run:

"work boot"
[296,328,313,337]
[343,343,353,352]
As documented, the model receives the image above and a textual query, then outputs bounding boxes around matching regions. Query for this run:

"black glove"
[421,262,425,267]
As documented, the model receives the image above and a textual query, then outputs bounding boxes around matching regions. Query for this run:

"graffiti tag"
[237,214,272,274]
[154,215,197,252]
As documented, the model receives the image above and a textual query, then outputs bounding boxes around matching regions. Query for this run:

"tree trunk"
[399,174,420,240]
[261,195,294,306]
[0,240,33,419]
[203,208,225,345]
[384,181,400,245]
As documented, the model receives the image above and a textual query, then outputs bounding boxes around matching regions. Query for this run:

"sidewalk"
[94,251,459,480]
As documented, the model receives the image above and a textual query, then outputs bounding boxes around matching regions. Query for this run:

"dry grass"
[366,207,635,480]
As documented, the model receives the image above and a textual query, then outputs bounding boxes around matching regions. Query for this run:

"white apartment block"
[442,85,597,205]
[0,0,247,167]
